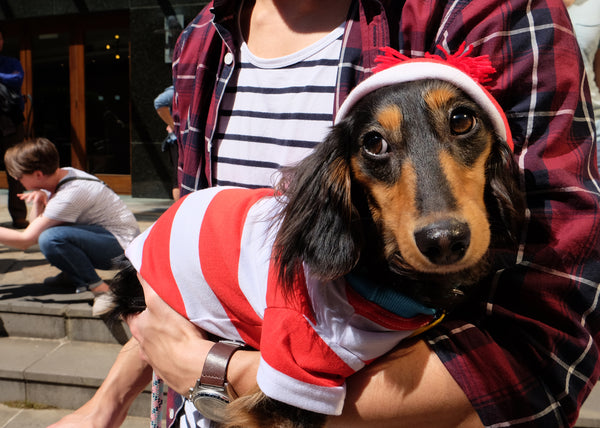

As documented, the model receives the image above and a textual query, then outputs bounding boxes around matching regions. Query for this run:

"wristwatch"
[188,340,245,422]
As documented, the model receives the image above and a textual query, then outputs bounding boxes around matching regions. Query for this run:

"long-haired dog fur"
[109,78,524,428]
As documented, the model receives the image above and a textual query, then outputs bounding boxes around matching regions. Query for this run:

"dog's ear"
[274,122,362,292]
[485,138,526,244]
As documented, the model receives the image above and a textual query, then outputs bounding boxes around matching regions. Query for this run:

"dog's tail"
[106,258,146,324]
[225,387,327,428]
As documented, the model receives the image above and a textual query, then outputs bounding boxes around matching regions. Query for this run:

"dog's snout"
[414,220,471,265]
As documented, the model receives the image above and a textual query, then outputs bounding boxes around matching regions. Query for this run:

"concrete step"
[0,280,130,345]
[0,243,130,345]
[578,384,600,427]
[0,336,156,419]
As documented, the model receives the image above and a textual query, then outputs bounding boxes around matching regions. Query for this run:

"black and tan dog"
[109,52,525,428]
[273,79,523,310]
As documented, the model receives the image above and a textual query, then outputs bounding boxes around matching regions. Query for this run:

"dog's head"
[347,79,512,273]
[274,56,524,307]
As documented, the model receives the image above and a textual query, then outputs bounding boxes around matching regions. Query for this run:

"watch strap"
[199,341,243,389]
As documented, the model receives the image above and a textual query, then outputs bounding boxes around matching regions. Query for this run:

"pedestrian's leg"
[1,123,27,227]
[7,172,27,226]
[38,225,124,292]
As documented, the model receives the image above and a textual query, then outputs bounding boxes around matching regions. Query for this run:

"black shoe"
[12,219,29,229]
[43,272,75,289]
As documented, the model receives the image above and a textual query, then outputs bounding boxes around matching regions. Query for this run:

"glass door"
[1,12,131,193]
[85,29,130,175]
[32,32,71,166]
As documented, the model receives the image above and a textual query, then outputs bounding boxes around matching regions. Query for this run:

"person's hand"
[127,276,261,397]
[18,190,47,218]
[18,189,47,205]
[47,402,123,428]
[126,275,213,395]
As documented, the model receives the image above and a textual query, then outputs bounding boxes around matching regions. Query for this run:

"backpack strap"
[54,176,103,193]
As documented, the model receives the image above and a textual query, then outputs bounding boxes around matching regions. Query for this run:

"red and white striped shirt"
[126,186,438,415]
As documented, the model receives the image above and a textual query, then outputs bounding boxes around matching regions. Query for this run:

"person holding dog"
[0,137,140,314]
[50,0,600,427]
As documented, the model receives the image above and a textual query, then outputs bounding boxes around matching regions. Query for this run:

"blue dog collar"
[345,271,438,319]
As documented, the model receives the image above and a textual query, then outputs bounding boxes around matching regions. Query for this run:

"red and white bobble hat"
[335,43,513,151]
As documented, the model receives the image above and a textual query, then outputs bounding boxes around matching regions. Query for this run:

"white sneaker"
[92,291,116,316]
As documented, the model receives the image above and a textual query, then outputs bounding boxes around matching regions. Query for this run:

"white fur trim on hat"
[335,58,513,150]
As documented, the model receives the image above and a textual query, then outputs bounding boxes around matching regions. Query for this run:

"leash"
[151,372,164,427]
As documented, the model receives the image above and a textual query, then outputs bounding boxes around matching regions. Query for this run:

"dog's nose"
[414,220,471,265]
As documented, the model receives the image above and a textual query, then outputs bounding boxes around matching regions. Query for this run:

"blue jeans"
[38,225,125,291]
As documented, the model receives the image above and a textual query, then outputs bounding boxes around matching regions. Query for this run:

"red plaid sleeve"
[172,1,237,194]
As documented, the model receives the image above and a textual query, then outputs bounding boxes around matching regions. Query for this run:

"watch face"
[192,389,230,422]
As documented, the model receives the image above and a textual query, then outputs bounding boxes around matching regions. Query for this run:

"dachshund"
[109,60,525,428]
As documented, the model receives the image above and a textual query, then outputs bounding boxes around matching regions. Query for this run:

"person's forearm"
[227,350,261,397]
[156,106,175,129]
[95,338,153,414]
[0,226,36,249]
[48,338,153,428]
[225,339,482,427]
[326,340,483,428]
[0,214,54,250]
[130,278,481,427]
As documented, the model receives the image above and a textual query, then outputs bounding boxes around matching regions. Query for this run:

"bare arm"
[155,106,175,134]
[226,340,483,428]
[0,190,60,250]
[48,338,153,428]
[326,340,483,428]
[0,216,61,250]
[128,279,483,427]
[47,275,212,428]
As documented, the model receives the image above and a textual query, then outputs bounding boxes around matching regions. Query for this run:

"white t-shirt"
[43,167,140,249]
[212,22,345,188]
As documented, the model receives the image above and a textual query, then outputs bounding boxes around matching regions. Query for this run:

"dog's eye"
[362,131,389,156]
[449,108,476,135]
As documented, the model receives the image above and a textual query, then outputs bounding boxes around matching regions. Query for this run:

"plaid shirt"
[171,0,600,426]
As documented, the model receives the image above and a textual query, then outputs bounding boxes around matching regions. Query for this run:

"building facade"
[1,0,208,198]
